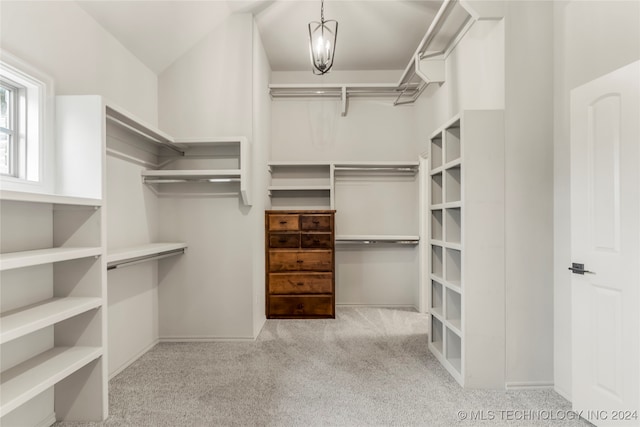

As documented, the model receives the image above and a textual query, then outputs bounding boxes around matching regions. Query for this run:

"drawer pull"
[296,303,304,309]
[279,220,287,225]
[313,220,320,224]
[278,238,287,243]
[313,239,320,244]
[296,282,304,286]
[296,260,304,264]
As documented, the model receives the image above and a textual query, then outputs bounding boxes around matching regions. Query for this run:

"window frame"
[0,50,54,193]
[1,77,21,177]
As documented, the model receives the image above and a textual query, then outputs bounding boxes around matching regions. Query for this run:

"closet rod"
[106,116,185,155]
[333,166,418,172]
[335,239,419,245]
[107,249,185,270]
[143,178,241,184]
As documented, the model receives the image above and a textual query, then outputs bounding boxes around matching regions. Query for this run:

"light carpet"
[57,307,589,426]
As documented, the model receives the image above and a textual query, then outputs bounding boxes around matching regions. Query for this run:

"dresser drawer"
[268,273,333,294]
[268,214,299,231]
[269,233,300,248]
[268,295,334,317]
[300,214,332,231]
[301,233,333,249]
[268,250,333,272]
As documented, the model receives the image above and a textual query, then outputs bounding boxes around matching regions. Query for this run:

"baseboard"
[35,412,56,427]
[336,303,419,312]
[554,385,572,402]
[109,339,159,379]
[505,381,554,390]
[159,336,256,343]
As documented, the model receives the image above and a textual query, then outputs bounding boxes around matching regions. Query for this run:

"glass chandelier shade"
[308,0,338,75]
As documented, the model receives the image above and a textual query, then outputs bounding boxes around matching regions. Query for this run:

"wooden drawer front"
[269,296,334,317]
[268,214,299,231]
[269,273,333,294]
[301,233,333,249]
[269,233,300,248]
[300,214,332,231]
[269,251,333,272]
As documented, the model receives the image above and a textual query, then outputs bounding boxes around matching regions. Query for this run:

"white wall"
[157,14,266,339]
[272,98,418,162]
[0,1,158,125]
[503,0,554,387]
[251,20,271,337]
[553,0,640,400]
[159,14,253,137]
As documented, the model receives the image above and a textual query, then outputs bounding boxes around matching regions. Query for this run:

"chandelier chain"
[321,0,324,23]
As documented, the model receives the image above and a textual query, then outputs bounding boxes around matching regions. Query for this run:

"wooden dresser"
[265,210,336,318]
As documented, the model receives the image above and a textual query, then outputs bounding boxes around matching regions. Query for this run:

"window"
[0,51,54,191]
[0,79,20,176]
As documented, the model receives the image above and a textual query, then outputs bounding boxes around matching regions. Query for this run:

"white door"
[570,60,640,426]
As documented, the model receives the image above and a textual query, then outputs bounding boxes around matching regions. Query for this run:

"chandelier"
[308,0,338,75]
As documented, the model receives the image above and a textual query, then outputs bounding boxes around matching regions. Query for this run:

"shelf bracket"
[341,86,348,117]
[459,0,505,21]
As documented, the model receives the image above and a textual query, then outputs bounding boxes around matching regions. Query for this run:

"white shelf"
[268,185,332,192]
[174,136,248,149]
[142,169,241,180]
[105,104,181,153]
[443,158,462,170]
[268,161,332,168]
[447,319,462,336]
[0,298,102,344]
[336,235,419,245]
[0,346,102,417]
[0,190,102,207]
[0,247,102,271]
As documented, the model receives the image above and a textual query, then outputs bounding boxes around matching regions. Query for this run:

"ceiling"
[77,1,442,74]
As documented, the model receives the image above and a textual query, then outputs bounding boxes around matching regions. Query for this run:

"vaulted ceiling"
[77,1,442,74]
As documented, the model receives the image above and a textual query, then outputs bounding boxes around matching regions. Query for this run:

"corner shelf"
[0,247,102,271]
[107,243,187,271]
[0,346,102,417]
[140,136,251,206]
[0,298,102,344]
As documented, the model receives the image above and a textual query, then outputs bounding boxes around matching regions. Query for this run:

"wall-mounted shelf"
[106,104,183,155]
[0,190,101,207]
[141,136,252,205]
[0,298,102,344]
[0,247,102,271]
[107,243,187,271]
[336,235,419,245]
[0,346,102,417]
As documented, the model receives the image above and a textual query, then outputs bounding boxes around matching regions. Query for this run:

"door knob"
[568,262,594,275]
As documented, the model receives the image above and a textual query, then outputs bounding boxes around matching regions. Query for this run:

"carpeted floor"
[57,307,589,426]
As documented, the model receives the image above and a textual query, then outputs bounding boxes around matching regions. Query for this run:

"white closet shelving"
[427,110,505,389]
[0,190,106,423]
[268,160,420,245]
[104,103,252,206]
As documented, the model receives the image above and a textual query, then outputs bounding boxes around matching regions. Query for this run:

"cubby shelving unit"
[427,110,505,389]
[0,190,107,424]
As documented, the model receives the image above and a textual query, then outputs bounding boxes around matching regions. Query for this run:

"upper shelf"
[0,190,101,207]
[336,235,420,245]
[105,104,184,155]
